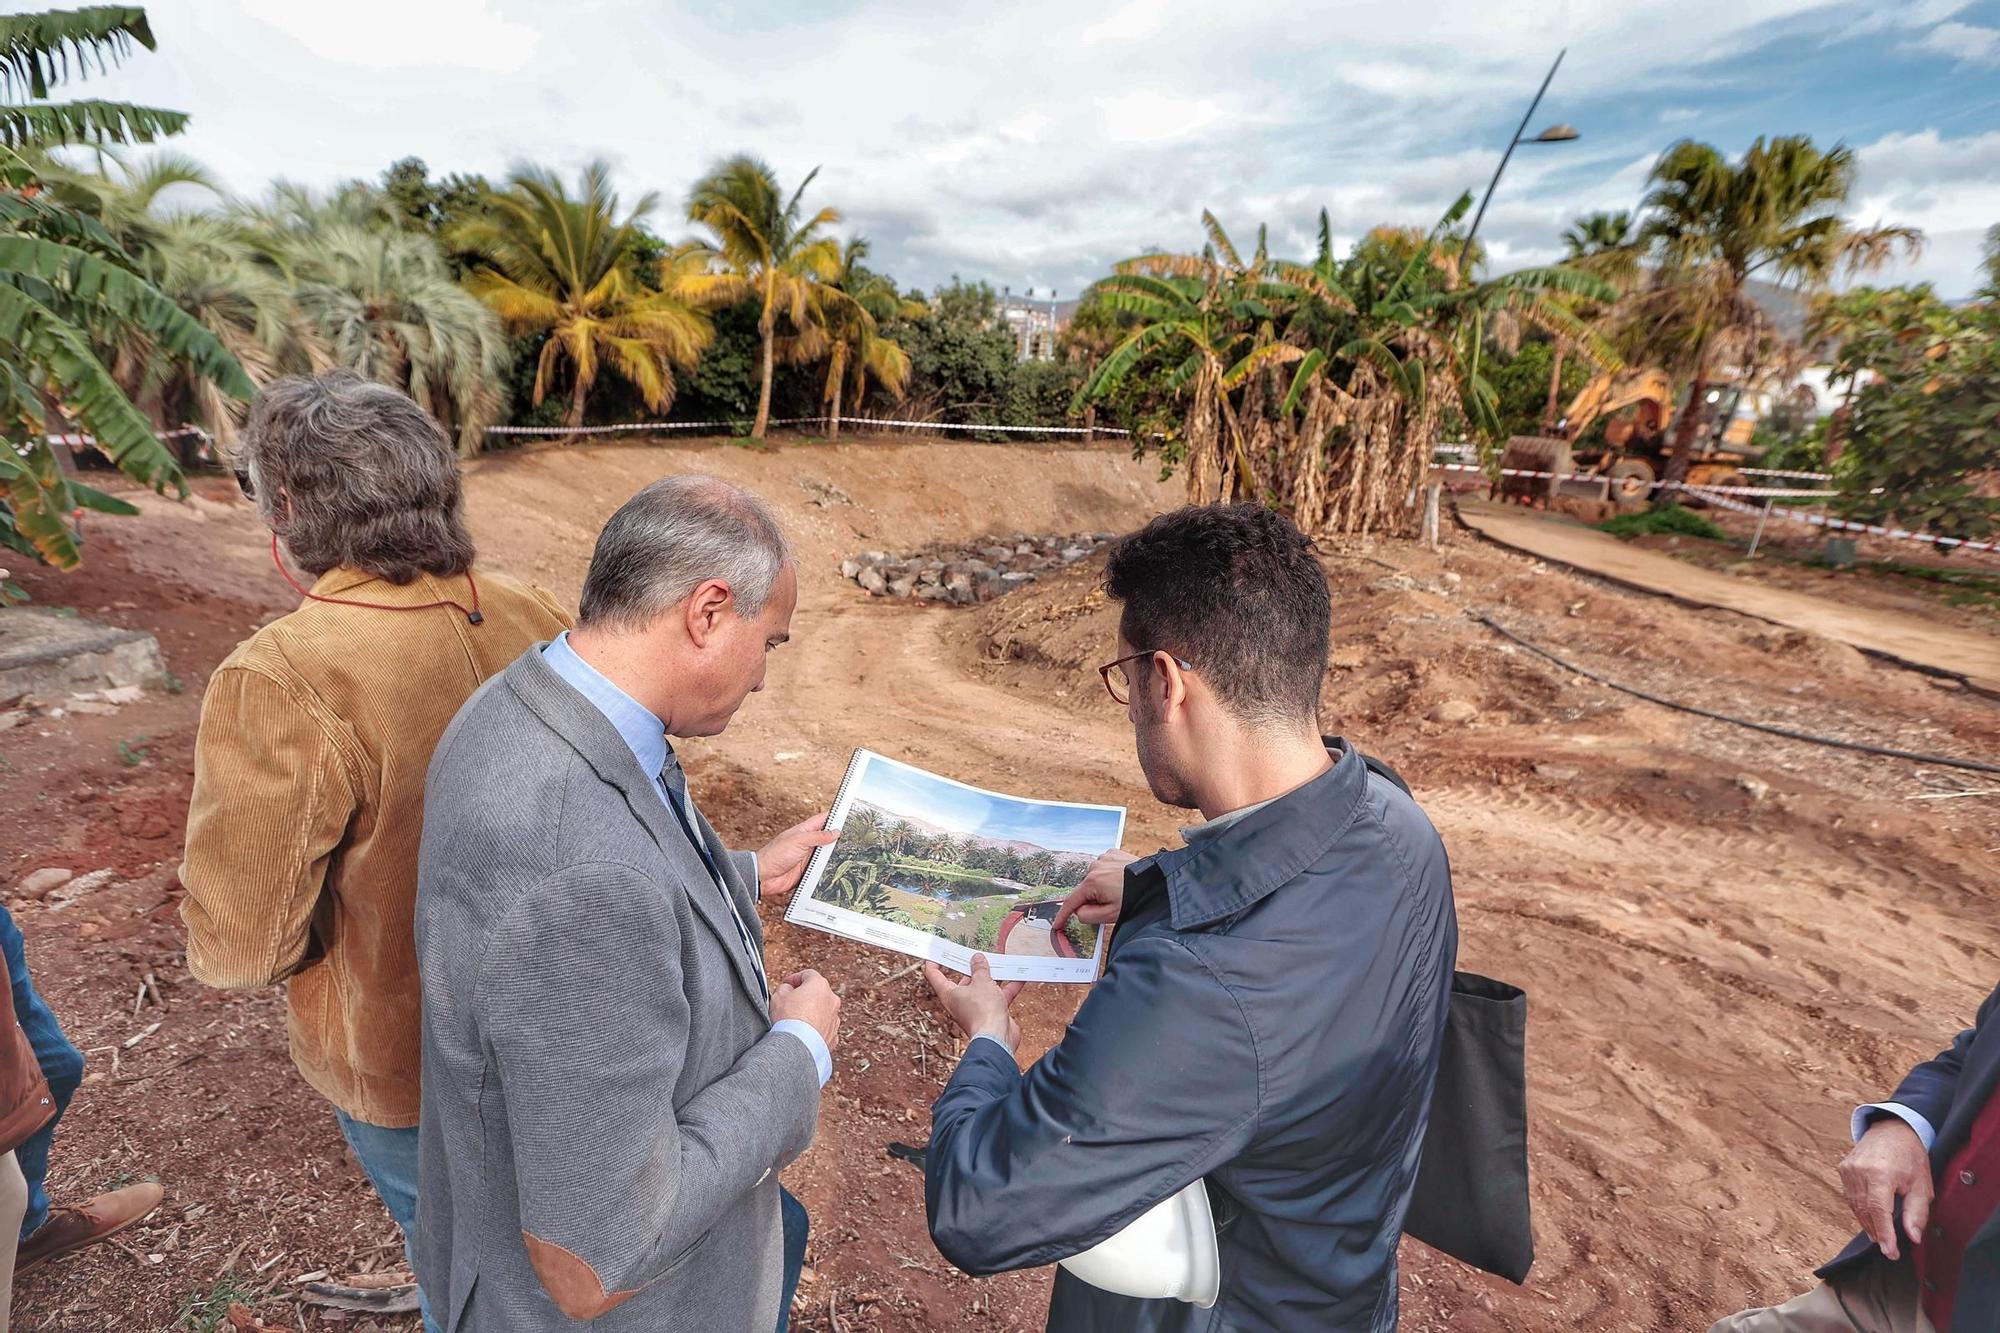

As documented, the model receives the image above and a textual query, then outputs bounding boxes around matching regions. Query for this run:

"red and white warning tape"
[482,417,824,436]
[1436,462,1836,500]
[1679,485,1996,553]
[1444,462,1991,553]
[483,415,1110,438]
[1740,467,1835,482]
[46,425,211,447]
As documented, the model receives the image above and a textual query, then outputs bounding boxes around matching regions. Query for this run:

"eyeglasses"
[1098,650,1194,706]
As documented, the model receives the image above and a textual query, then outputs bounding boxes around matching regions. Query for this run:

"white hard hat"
[1057,1178,1220,1308]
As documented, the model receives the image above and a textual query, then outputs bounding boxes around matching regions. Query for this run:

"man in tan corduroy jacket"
[181,371,568,1331]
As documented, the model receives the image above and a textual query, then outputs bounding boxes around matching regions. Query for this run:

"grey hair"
[240,370,474,583]
[579,475,793,630]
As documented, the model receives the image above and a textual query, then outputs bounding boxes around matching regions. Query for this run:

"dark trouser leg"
[0,905,83,1241]
[778,1187,809,1333]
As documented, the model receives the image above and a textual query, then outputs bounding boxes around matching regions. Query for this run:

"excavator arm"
[1559,369,1676,439]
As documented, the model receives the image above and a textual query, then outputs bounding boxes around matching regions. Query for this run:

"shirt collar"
[1140,742,1370,931]
[1179,793,1281,844]
[541,630,669,782]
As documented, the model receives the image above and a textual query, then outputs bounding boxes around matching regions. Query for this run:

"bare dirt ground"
[2,435,1996,1331]
[1455,501,2000,695]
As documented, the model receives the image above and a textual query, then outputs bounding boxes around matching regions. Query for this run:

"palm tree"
[283,222,507,454]
[843,803,884,849]
[1635,136,1921,497]
[809,238,918,439]
[0,7,251,569]
[1546,210,1642,431]
[48,152,319,448]
[1562,211,1641,276]
[455,162,712,433]
[683,155,845,439]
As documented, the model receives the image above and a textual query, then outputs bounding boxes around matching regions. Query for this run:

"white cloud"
[1080,0,1169,44]
[1917,20,2000,64]
[239,0,539,71]
[1095,91,1224,144]
[1846,128,2000,292]
[49,0,2000,299]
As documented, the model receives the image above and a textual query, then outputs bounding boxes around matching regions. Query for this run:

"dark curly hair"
[1103,504,1329,726]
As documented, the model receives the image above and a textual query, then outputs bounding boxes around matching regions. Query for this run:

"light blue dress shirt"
[542,632,832,1087]
[1853,1101,1936,1150]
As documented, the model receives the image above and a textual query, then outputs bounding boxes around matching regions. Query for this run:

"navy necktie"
[657,749,767,998]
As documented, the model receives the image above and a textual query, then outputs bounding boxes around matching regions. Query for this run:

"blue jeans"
[0,905,84,1241]
[334,1113,441,1333]
[779,1187,808,1333]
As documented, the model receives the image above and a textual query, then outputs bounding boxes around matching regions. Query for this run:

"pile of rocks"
[841,531,1116,605]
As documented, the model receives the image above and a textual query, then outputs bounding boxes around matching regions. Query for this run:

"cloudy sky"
[849,755,1124,854]
[42,0,2000,297]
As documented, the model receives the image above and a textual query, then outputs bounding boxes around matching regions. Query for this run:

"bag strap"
[1329,736,1413,798]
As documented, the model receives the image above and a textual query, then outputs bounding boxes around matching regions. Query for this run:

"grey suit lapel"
[503,650,772,1016]
[685,798,765,948]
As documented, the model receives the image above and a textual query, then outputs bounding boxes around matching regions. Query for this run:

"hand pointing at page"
[1052,849,1138,934]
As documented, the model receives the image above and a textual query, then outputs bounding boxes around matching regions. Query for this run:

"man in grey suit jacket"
[416,475,841,1331]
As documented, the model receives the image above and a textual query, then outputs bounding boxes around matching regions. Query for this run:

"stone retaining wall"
[841,531,1113,605]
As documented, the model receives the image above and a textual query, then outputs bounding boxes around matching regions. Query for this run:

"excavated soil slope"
[3,435,1996,1331]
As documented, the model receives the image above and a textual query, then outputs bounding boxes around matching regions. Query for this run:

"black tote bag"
[1402,970,1534,1284]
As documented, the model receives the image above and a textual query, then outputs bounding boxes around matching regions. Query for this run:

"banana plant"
[1,7,251,571]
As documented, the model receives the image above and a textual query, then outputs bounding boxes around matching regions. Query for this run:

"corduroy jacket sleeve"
[181,664,358,989]
[478,860,820,1321]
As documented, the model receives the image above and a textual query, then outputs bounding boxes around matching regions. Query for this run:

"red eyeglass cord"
[270,533,484,625]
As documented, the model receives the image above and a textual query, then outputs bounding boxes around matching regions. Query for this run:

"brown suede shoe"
[15,1182,165,1274]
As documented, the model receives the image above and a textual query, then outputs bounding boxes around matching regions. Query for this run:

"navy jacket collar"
[1141,740,1371,931]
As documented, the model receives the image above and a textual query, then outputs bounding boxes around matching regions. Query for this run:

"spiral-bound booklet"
[784,749,1125,983]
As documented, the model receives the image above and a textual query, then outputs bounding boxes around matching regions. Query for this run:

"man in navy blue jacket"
[1713,980,2000,1333]
[920,503,1458,1332]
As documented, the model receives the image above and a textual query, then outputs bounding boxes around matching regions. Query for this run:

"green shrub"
[1063,919,1097,957]
[973,900,1010,951]
[1600,505,1726,542]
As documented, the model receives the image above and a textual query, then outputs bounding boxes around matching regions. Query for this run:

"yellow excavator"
[1497,368,1757,506]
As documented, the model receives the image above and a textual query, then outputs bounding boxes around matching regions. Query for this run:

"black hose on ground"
[1471,612,2000,778]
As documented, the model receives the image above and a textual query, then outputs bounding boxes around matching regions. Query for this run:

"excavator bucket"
[1497,436,1574,506]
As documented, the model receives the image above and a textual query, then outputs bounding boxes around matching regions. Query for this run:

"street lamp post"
[1458,48,1579,273]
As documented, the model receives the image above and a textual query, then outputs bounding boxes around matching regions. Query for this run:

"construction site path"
[1456,500,2000,696]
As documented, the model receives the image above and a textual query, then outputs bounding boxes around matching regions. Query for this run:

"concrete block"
[0,609,166,702]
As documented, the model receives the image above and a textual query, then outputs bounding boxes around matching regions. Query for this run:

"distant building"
[995,292,1079,361]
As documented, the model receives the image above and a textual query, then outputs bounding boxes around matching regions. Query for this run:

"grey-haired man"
[416,475,837,1331]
